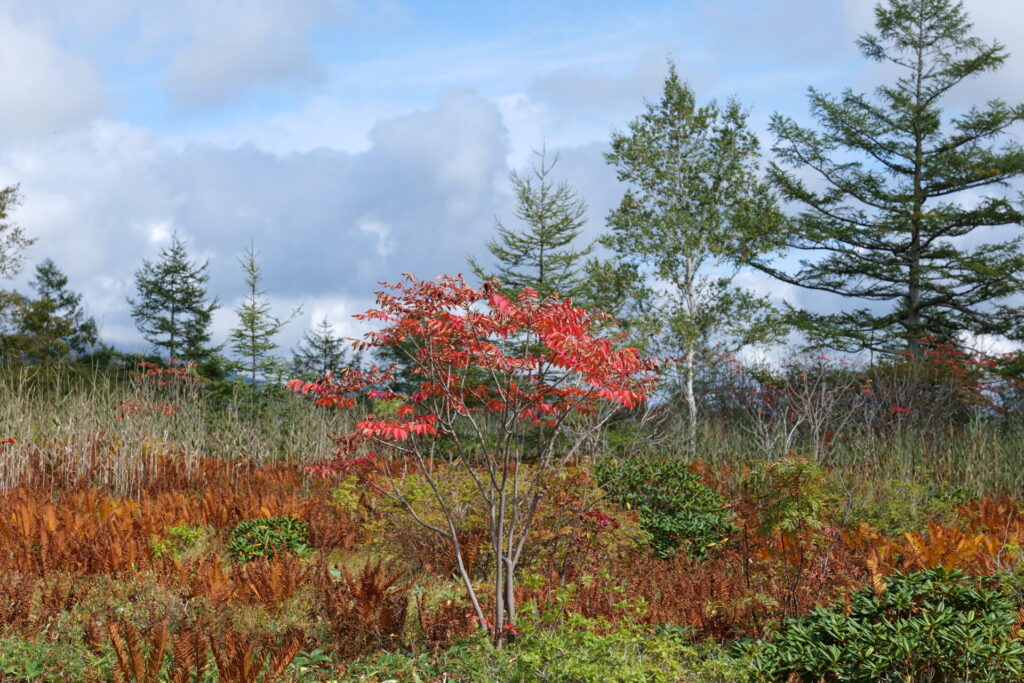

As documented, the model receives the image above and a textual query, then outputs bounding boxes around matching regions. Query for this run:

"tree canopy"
[752,0,1024,354]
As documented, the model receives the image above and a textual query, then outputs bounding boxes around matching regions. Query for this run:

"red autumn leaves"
[287,275,659,467]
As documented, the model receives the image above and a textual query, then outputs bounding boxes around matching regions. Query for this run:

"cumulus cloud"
[0,10,105,142]
[1,0,1022,359]
[0,89,508,353]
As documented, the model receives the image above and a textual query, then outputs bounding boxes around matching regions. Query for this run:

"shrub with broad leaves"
[288,274,658,644]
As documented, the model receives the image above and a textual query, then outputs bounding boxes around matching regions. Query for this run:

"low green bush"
[150,523,213,560]
[344,602,749,682]
[848,477,971,536]
[0,635,113,682]
[744,455,836,536]
[227,516,311,562]
[594,458,733,559]
[747,567,1024,682]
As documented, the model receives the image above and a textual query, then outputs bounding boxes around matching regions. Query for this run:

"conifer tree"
[292,317,358,378]
[128,233,219,363]
[228,243,299,383]
[27,259,97,358]
[469,147,592,300]
[752,0,1024,354]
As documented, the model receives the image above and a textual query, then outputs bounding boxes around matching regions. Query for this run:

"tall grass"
[0,364,353,496]
[679,417,1024,497]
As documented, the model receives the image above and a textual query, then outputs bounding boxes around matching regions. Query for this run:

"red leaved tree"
[289,274,658,644]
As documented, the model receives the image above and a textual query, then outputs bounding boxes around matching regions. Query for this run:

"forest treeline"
[1,0,1023,423]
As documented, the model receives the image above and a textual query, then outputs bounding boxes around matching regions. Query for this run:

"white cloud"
[357,217,394,257]
[147,221,173,244]
[0,90,509,353]
[162,1,341,109]
[0,10,105,142]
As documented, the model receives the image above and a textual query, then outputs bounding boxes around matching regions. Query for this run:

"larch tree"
[228,243,299,384]
[128,233,219,363]
[597,62,786,443]
[751,0,1024,355]
[468,147,592,301]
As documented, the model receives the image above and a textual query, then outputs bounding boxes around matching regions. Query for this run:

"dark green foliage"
[128,233,219,363]
[468,147,592,301]
[292,318,359,379]
[595,458,733,559]
[25,259,97,360]
[748,567,1024,682]
[753,0,1024,354]
[1,260,97,364]
[227,516,311,562]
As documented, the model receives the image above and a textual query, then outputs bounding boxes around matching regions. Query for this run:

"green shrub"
[744,455,836,536]
[227,516,311,562]
[594,458,733,559]
[344,602,748,682]
[747,567,1024,682]
[0,635,113,682]
[848,477,971,536]
[150,523,213,560]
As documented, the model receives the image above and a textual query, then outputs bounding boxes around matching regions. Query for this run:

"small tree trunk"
[684,345,697,448]
[683,255,698,452]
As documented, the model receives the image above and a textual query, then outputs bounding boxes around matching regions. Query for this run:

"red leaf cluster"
[289,275,658,476]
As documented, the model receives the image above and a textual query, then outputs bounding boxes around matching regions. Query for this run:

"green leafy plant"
[594,458,733,559]
[150,523,213,560]
[748,567,1024,682]
[744,455,836,535]
[848,477,971,537]
[227,516,311,562]
[0,635,113,682]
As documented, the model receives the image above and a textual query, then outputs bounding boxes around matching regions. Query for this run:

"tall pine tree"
[752,0,1024,354]
[468,147,592,300]
[128,234,219,363]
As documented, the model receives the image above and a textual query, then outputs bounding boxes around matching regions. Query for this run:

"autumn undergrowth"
[2,360,1024,681]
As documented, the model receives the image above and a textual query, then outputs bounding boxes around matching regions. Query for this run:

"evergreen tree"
[595,62,785,441]
[228,243,299,384]
[0,185,33,280]
[468,147,592,300]
[752,0,1024,354]
[128,233,219,363]
[27,259,97,358]
[292,318,358,378]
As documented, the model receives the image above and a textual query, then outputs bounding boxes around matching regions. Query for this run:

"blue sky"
[0,0,1021,355]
